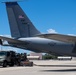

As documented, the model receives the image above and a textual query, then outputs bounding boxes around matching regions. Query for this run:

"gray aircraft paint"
[18,37,75,55]
[0,1,76,57]
[6,2,40,38]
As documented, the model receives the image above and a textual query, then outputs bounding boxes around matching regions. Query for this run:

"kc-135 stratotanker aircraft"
[0,1,76,56]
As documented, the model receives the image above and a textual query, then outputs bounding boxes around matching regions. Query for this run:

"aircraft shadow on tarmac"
[39,65,76,72]
[41,69,76,72]
[38,65,76,67]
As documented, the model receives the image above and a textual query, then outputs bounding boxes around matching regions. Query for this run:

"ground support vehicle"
[20,53,33,67]
[0,51,16,67]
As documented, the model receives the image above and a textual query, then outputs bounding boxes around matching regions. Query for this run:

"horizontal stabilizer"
[37,34,76,43]
[0,36,29,46]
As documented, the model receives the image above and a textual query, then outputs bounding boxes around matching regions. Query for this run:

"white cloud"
[0,35,11,37]
[68,34,76,36]
[47,29,57,33]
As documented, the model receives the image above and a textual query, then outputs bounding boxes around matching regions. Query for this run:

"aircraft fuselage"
[18,37,76,56]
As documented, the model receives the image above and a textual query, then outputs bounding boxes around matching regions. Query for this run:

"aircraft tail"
[5,2,40,38]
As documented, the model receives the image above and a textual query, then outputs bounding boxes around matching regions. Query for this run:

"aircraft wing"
[0,36,43,52]
[37,34,76,43]
[0,36,29,46]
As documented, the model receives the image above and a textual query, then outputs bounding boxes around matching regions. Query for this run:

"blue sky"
[0,0,76,53]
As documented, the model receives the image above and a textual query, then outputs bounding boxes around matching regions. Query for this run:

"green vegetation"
[42,53,57,60]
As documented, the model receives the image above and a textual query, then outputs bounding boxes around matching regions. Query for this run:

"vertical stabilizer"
[6,2,40,38]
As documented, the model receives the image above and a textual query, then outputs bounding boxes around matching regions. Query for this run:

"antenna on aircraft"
[1,0,27,3]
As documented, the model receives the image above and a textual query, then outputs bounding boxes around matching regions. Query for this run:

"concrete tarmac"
[0,60,76,75]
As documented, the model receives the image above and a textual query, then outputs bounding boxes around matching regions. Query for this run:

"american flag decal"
[19,15,24,19]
